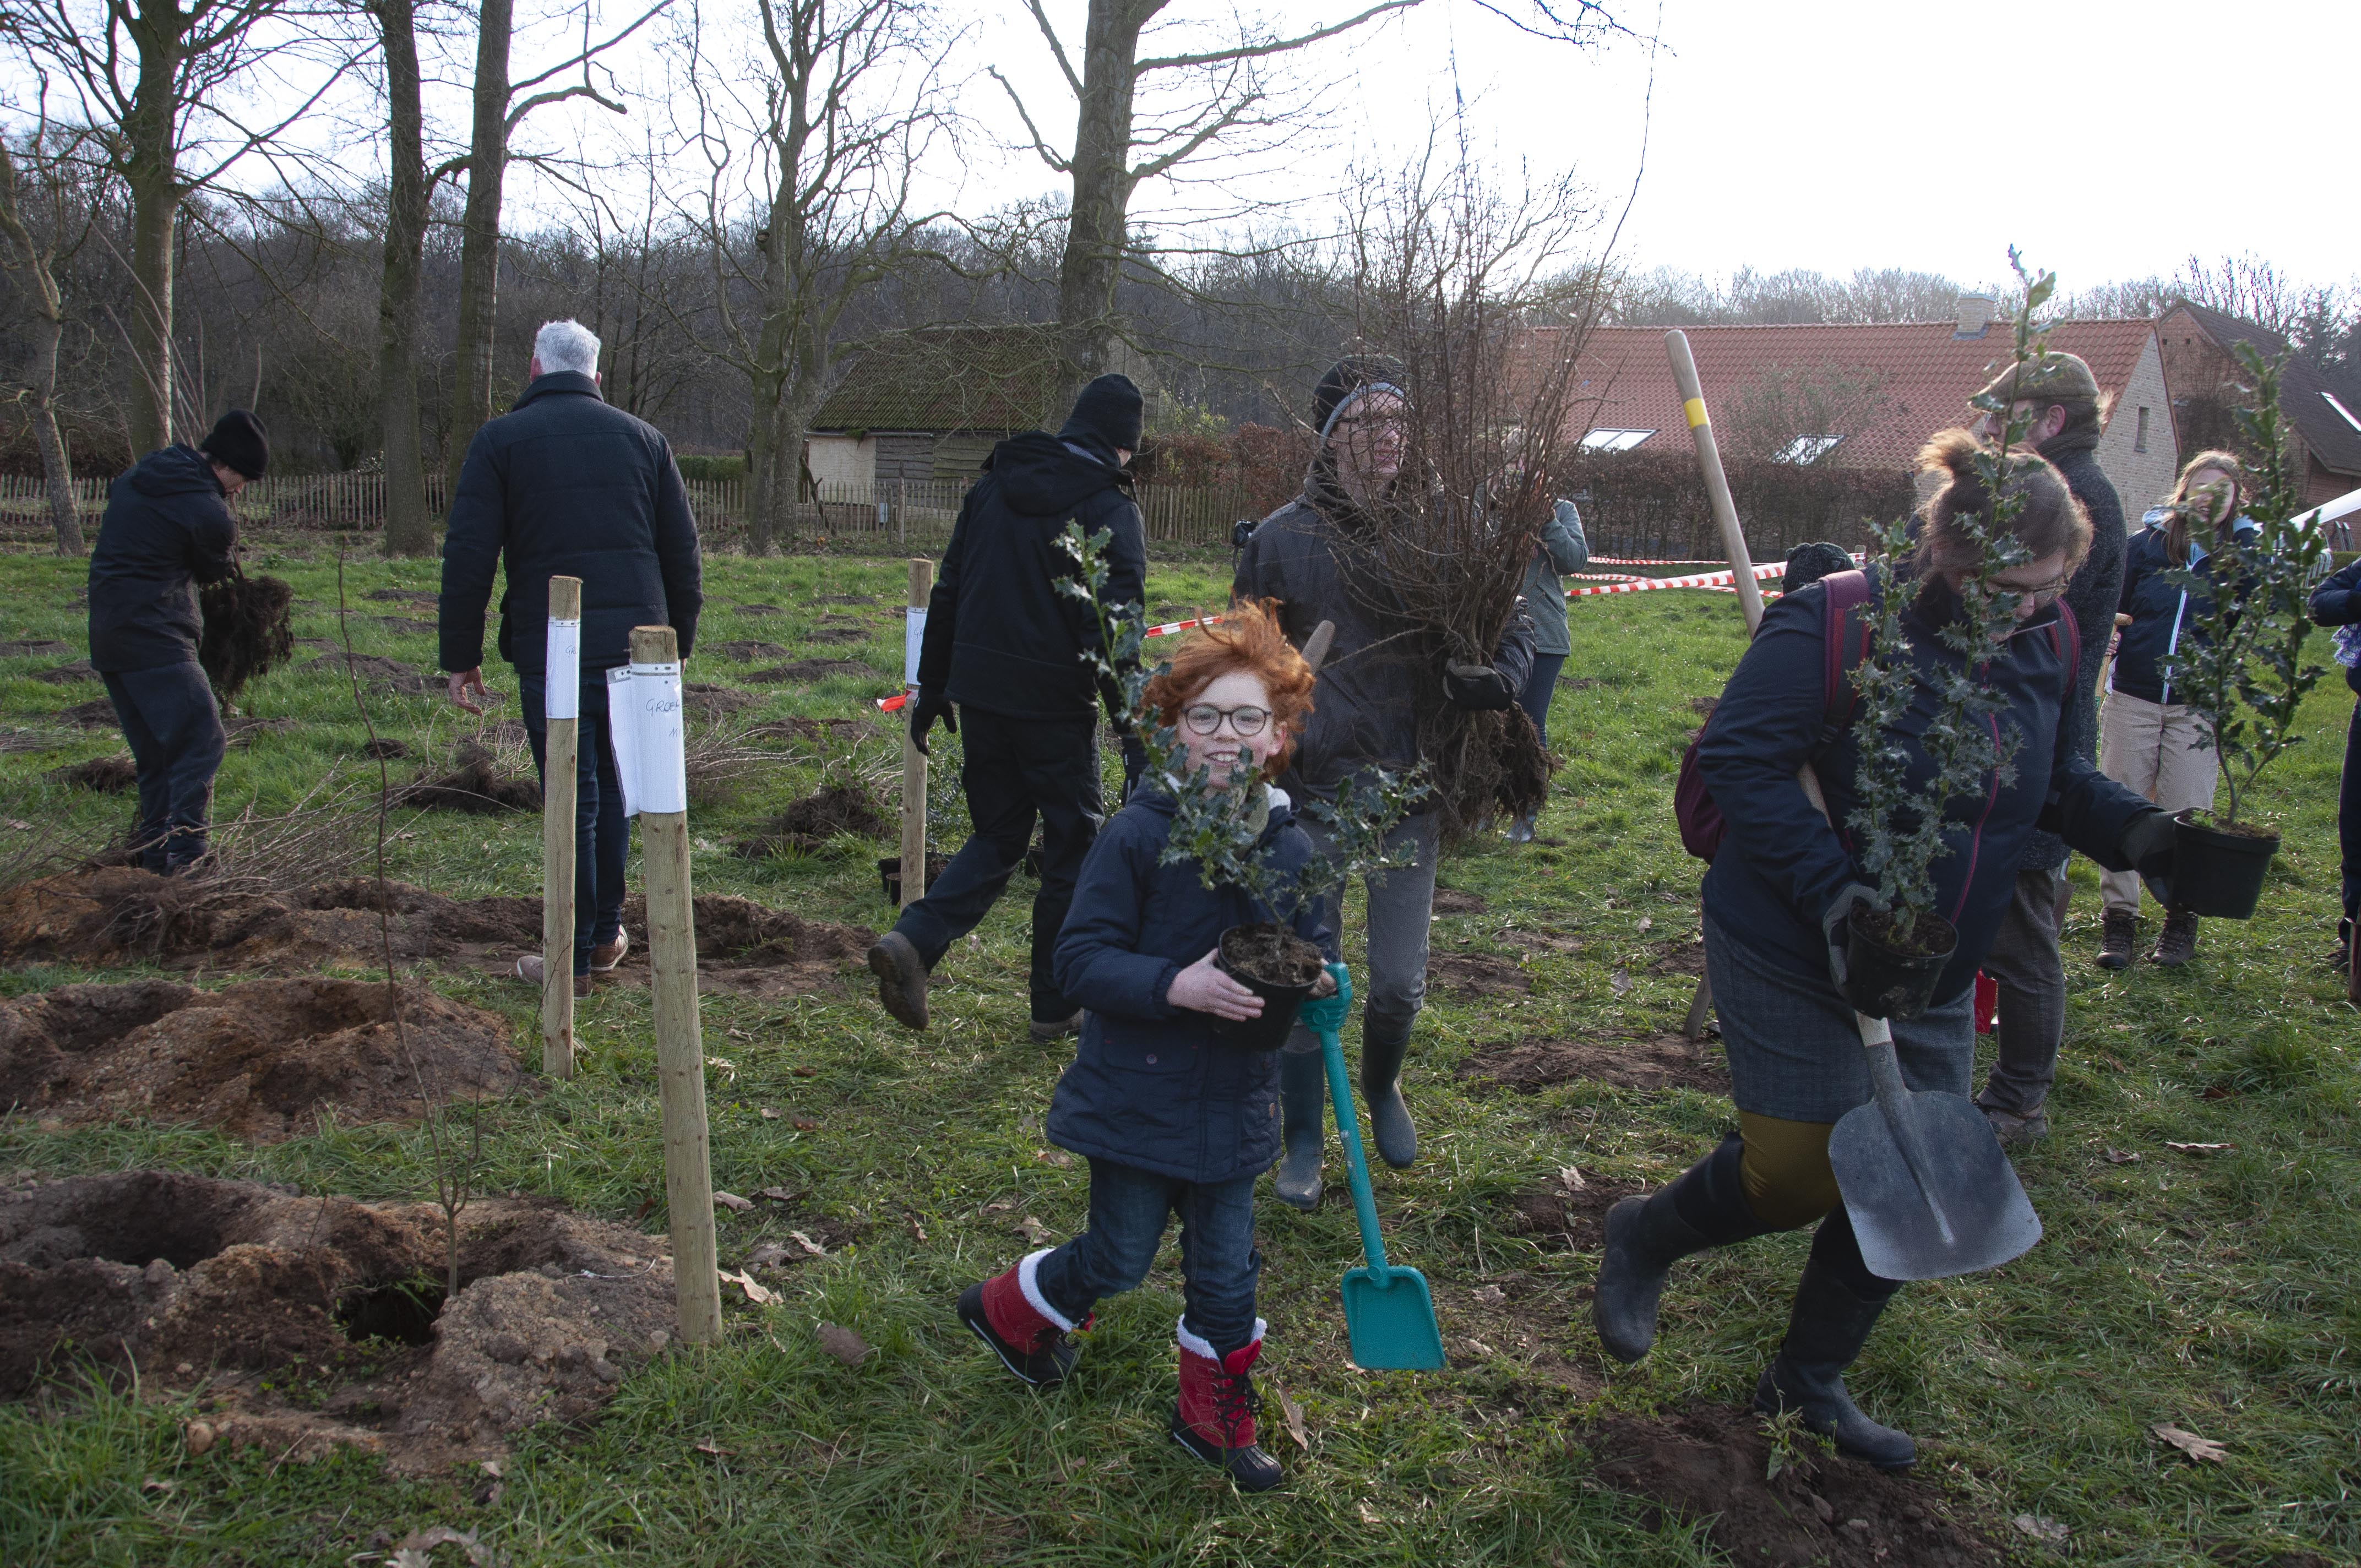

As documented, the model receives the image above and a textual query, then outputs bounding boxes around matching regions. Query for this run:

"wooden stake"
[541,577,581,1080]
[631,623,722,1347]
[900,557,932,906]
[1664,329,1766,634]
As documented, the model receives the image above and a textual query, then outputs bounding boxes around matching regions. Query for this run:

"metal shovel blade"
[1340,1264,1445,1371]
[1828,1027,2042,1281]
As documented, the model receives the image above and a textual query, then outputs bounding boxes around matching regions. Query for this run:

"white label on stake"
[545,618,581,718]
[630,658,688,815]
[607,666,640,817]
[903,606,927,688]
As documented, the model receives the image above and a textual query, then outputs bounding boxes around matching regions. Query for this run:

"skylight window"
[1579,427,1655,453]
[1776,434,1845,465]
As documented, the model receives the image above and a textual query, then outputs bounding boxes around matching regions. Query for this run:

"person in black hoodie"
[2309,552,2361,998]
[86,410,269,873]
[1966,352,2129,1145]
[867,374,1149,1039]
[438,319,703,997]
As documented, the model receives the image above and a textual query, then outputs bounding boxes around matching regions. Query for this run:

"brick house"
[803,325,1064,491]
[1536,301,2180,525]
[2155,301,2361,509]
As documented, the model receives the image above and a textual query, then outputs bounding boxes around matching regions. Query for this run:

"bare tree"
[369,0,432,553]
[0,118,96,552]
[671,0,962,553]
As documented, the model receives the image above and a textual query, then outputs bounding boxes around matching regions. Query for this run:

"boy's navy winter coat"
[2311,556,2361,694]
[2110,513,2259,705]
[86,444,238,672]
[438,372,704,678]
[1697,572,2155,1004]
[913,432,1145,721]
[1048,787,1336,1184]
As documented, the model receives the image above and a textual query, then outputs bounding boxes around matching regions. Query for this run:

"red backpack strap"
[2047,603,2081,684]
[1816,567,1875,748]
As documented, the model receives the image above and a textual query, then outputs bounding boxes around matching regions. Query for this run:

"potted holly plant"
[1059,522,1429,1048]
[2156,345,2332,917]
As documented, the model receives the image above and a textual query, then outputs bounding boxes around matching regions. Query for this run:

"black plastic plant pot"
[877,854,949,906]
[1210,923,1324,1052]
[1844,908,1958,1022]
[2170,809,2280,919]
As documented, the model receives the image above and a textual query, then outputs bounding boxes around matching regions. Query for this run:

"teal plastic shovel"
[1302,962,1445,1371]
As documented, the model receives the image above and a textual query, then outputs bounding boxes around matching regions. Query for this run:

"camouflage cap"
[1974,351,2099,408]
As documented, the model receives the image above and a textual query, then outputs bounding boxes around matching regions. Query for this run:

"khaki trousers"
[2097,690,2217,913]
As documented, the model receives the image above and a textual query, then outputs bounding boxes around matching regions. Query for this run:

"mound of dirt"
[1460,1033,1727,1095]
[1588,1403,2003,1567]
[302,651,439,696]
[224,715,296,748]
[31,660,96,684]
[404,745,542,813]
[747,717,868,744]
[0,976,526,1140]
[736,784,889,857]
[58,697,119,728]
[0,1173,674,1474]
[601,894,877,998]
[812,594,875,606]
[1430,888,1489,914]
[48,755,135,792]
[684,682,759,717]
[363,587,438,607]
[747,659,873,685]
[1428,950,1533,997]
[1500,1169,1642,1252]
[0,639,73,658]
[1645,938,1706,976]
[733,602,786,615]
[369,615,436,636]
[806,626,868,645]
[704,640,791,662]
[363,736,411,760]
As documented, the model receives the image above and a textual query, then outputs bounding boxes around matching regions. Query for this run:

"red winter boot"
[1171,1318,1282,1492]
[959,1250,1087,1387]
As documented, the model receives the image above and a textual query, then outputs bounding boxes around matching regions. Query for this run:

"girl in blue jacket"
[2096,450,2259,967]
[957,601,1334,1493]
[1592,431,2172,1471]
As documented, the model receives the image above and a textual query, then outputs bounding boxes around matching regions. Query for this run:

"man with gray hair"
[438,318,703,997]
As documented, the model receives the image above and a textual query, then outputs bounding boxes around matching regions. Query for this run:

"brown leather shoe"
[515,954,594,998]
[2152,909,2199,967]
[590,929,629,971]
[2097,909,2138,970]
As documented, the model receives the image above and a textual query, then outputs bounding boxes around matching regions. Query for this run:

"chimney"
[1954,296,1995,339]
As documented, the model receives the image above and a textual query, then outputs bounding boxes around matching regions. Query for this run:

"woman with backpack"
[1595,432,2177,1471]
[2095,450,2261,968]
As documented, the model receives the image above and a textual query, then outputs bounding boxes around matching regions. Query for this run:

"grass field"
[1,541,2354,1567]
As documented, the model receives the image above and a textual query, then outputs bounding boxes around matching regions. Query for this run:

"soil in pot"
[1211,923,1323,1051]
[2171,809,2281,919]
[1845,906,1956,1021]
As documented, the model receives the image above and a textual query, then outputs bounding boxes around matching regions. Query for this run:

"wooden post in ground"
[1664,330,1767,1042]
[540,576,582,1079]
[630,624,722,1346]
[900,557,932,906]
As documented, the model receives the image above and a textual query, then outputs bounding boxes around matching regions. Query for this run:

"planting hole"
[336,1277,447,1347]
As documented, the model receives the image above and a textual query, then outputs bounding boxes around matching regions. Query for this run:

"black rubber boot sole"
[1169,1406,1283,1492]
[956,1282,1073,1388]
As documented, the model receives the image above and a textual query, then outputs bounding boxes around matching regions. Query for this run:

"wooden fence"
[0,470,1258,552]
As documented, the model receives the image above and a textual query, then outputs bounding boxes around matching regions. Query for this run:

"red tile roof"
[1533,318,2159,471]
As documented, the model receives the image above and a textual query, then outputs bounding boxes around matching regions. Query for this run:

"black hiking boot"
[2096,909,2138,970]
[1360,1012,1417,1169]
[866,930,930,1030]
[1274,1048,1326,1211]
[1592,1133,1772,1364]
[2152,908,2199,967]
[1754,1214,1916,1471]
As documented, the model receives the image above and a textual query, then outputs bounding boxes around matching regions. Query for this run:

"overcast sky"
[940,0,2357,298]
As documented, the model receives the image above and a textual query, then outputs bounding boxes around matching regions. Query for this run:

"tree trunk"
[123,15,184,458]
[1054,2,1151,402]
[28,314,83,555]
[443,0,514,507]
[375,0,433,556]
[743,391,790,554]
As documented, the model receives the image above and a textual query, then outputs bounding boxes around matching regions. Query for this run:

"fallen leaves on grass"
[789,1230,829,1257]
[1558,1164,1587,1193]
[1273,1384,1309,1450]
[183,1420,216,1456]
[694,1440,733,1459]
[2163,1142,2234,1156]
[1034,1148,1074,1167]
[1019,1215,1052,1244]
[2152,1422,2227,1462]
[755,1185,801,1203]
[760,1107,781,1119]
[2103,1148,2142,1164]
[1610,968,1632,996]
[713,1191,754,1213]
[816,1324,869,1365]
[390,1526,491,1566]
[2012,1514,2070,1546]
[721,1267,776,1306]
[1473,1284,1507,1306]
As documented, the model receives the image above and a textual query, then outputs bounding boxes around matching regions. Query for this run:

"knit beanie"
[1781,541,1854,595]
[1313,356,1408,439]
[1058,374,1144,457]
[199,409,270,480]
[1974,352,2098,410]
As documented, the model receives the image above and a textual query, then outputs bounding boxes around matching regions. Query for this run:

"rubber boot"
[958,1249,1090,1388]
[1592,1132,1772,1364]
[1359,1011,1417,1169]
[1274,1049,1326,1211]
[1754,1207,1917,1471]
[1171,1317,1282,1493]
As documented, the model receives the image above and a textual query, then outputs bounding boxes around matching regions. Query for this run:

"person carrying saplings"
[1966,352,2128,1145]
[1591,432,2177,1471]
[2095,450,2258,970]
[86,410,269,875]
[957,603,1334,1493]
[1233,357,1536,1208]
[438,319,704,998]
[2309,551,2361,994]
[868,373,1150,1042]
[1508,496,1589,842]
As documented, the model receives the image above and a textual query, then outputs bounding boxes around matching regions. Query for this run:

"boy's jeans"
[1033,1158,1259,1355]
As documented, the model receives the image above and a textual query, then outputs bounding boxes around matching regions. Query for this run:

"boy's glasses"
[1182,704,1270,737]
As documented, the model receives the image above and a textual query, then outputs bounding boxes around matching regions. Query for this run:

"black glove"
[2120,808,2178,908]
[909,688,956,756]
[1120,736,1150,800]
[1444,660,1516,711]
[1821,881,1881,1006]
